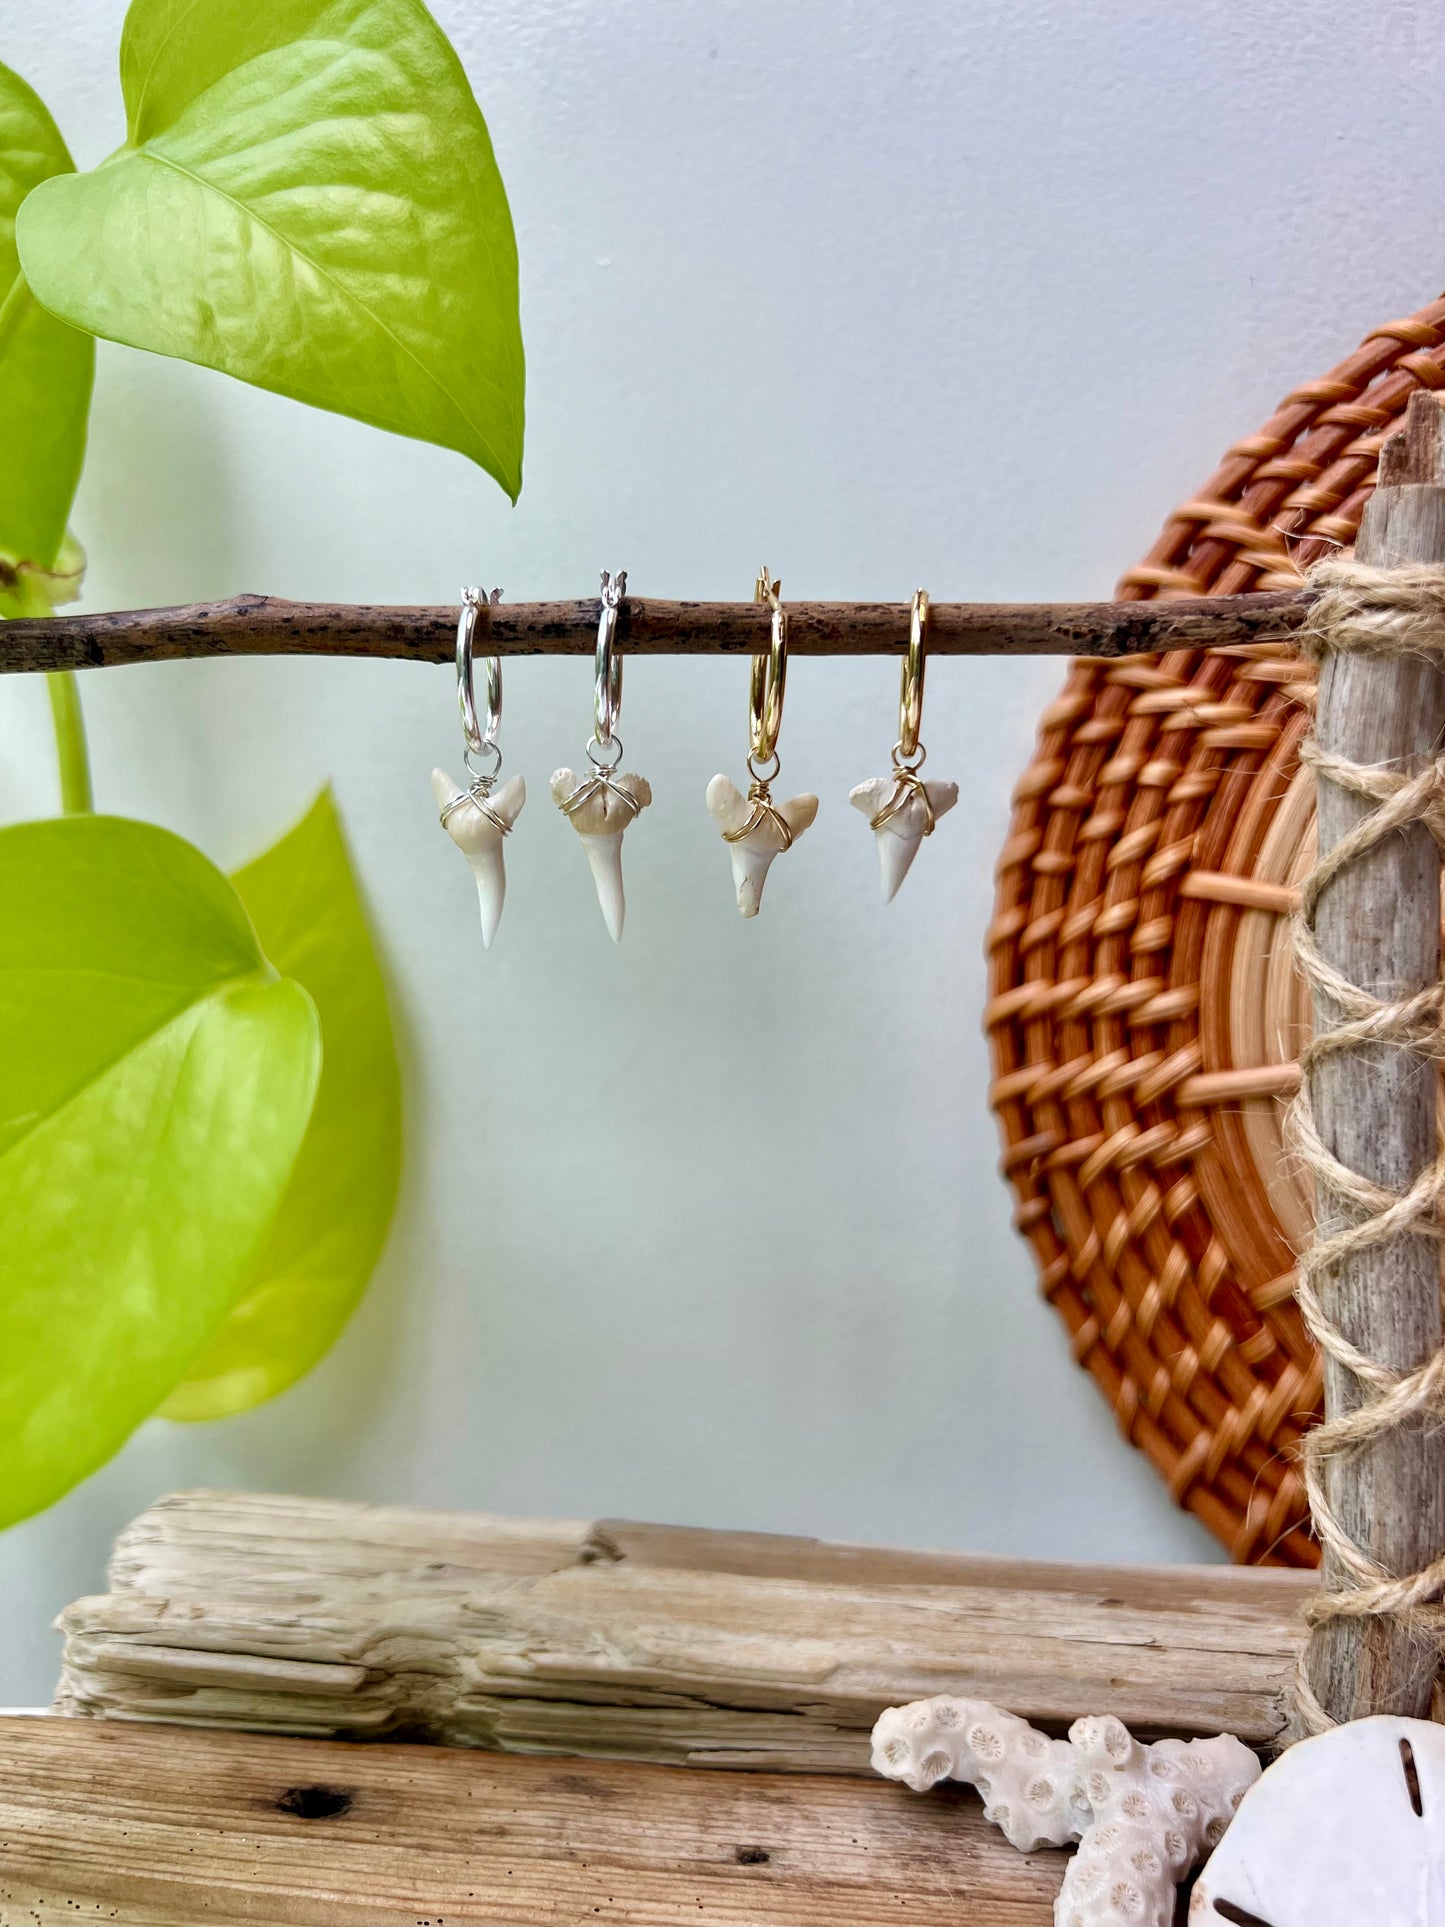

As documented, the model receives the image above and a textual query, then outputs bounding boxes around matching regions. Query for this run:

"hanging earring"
[434,585,526,950]
[551,569,652,942]
[706,567,818,918]
[849,589,957,901]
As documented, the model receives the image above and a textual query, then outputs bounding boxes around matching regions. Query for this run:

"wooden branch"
[0,587,1310,671]
[1302,389,1445,1723]
[0,1714,1062,1926]
[55,1491,1314,1767]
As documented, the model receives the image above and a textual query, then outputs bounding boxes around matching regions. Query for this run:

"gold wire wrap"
[721,781,796,850]
[869,764,936,836]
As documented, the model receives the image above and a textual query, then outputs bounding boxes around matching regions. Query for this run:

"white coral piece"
[871,1697,1259,1927]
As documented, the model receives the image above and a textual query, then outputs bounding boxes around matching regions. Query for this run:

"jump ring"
[587,732,625,773]
[899,588,928,761]
[457,585,502,754]
[465,740,503,787]
[594,569,627,746]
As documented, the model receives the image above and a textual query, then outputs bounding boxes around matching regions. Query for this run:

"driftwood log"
[55,1490,1313,1766]
[0,587,1309,669]
[0,1713,1063,1927]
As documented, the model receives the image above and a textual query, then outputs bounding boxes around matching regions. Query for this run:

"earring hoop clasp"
[898,588,928,764]
[594,569,627,750]
[749,566,788,775]
[457,585,503,785]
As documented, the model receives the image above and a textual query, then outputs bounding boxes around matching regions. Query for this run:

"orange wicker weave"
[987,294,1445,1568]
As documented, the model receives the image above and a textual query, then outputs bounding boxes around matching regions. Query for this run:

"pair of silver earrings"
[433,572,649,947]
[434,570,957,949]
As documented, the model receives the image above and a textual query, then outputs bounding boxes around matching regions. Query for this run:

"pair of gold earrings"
[434,569,957,949]
[705,571,958,917]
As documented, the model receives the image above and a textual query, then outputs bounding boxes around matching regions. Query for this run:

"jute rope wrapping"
[1290,558,1445,1733]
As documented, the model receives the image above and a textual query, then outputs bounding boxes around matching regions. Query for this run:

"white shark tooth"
[576,832,628,942]
[551,767,652,942]
[706,774,819,919]
[433,769,526,950]
[849,774,958,903]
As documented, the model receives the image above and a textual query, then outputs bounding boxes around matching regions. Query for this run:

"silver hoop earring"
[434,585,526,950]
[849,589,957,901]
[705,567,818,918]
[551,569,652,942]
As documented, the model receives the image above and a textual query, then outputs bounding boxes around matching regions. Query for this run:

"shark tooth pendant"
[551,763,652,941]
[553,567,651,942]
[849,770,957,902]
[707,773,818,917]
[709,566,814,918]
[435,769,526,948]
[852,587,954,902]
[438,584,524,949]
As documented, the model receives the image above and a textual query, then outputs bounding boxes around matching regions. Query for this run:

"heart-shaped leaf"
[0,816,321,1526]
[162,790,401,1420]
[0,62,93,578]
[16,0,524,498]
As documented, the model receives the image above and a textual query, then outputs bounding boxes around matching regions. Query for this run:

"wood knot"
[275,1784,355,1820]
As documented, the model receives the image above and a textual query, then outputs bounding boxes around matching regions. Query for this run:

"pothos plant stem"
[47,669,93,813]
[9,574,93,813]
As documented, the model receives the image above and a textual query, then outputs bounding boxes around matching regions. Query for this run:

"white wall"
[2,0,1440,1704]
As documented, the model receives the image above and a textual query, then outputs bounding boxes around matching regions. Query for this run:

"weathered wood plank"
[591,1516,1310,1608]
[106,1489,594,1593]
[0,588,1310,671]
[56,1491,1312,1764]
[106,1491,1313,1608]
[0,1716,1061,1926]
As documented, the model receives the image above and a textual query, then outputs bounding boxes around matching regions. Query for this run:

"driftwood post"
[1299,389,1445,1726]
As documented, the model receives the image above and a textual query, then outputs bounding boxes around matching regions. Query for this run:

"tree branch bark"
[0,588,1309,670]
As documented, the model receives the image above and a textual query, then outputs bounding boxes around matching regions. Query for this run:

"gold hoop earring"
[705,567,819,918]
[848,589,958,902]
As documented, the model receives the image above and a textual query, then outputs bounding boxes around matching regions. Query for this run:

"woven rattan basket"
[987,294,1445,1567]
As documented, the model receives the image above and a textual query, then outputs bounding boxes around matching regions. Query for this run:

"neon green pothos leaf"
[0,816,321,1527]
[0,62,93,577]
[16,0,524,498]
[162,790,400,1421]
